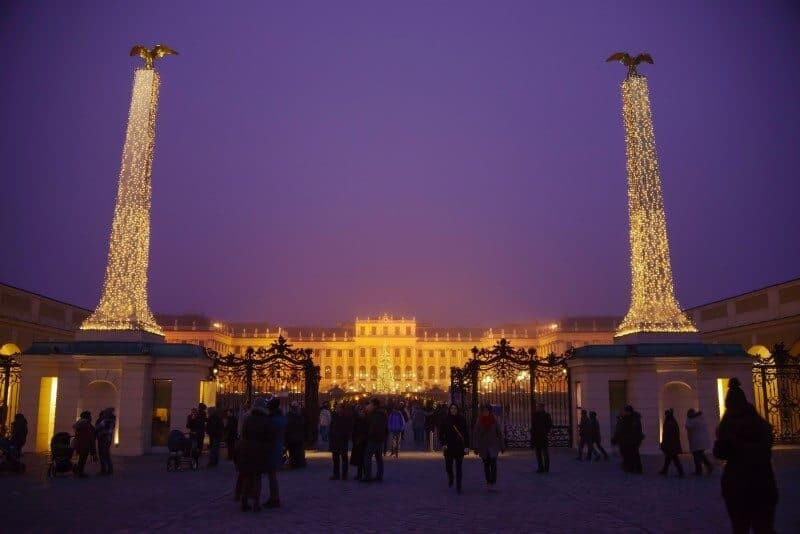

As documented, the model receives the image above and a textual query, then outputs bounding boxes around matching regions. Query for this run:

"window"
[439,350,445,358]
[324,366,332,379]
[348,350,353,358]
[383,326,388,336]
[371,327,376,335]
[358,366,366,379]
[439,366,446,379]
[405,365,412,379]
[347,366,354,379]
[335,366,343,379]
[405,349,411,358]
[337,350,342,358]
[370,366,377,379]
[394,366,401,379]
[417,366,423,379]
[371,348,377,358]
[326,349,331,357]
[428,366,436,379]
[406,326,411,335]
[395,327,400,335]
[151,379,172,447]
[359,326,365,336]
[394,348,400,358]
[359,348,365,358]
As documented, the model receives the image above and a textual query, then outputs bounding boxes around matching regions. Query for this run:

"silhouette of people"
[659,409,684,477]
[685,408,713,476]
[713,378,778,533]
[531,403,552,473]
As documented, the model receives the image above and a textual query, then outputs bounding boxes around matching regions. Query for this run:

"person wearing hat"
[658,408,684,477]
[472,403,504,491]
[713,378,778,533]
[72,410,97,478]
[95,407,116,475]
[685,408,713,476]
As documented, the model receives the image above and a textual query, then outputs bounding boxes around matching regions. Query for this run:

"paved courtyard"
[3,447,798,533]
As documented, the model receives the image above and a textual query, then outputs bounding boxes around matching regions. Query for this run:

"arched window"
[394,366,401,379]
[428,366,435,379]
[335,366,343,379]
[349,366,356,379]
[324,366,332,379]
[370,366,377,379]
[404,365,412,379]
[417,366,423,379]
[439,366,446,379]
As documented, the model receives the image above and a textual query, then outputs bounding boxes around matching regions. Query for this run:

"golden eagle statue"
[130,44,178,69]
[606,52,653,78]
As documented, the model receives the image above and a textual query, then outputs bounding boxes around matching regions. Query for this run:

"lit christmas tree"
[375,344,395,392]
[606,52,698,338]
[81,46,177,337]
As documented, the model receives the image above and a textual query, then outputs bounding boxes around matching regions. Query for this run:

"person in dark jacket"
[329,403,353,480]
[263,397,287,508]
[223,408,238,461]
[350,404,368,480]
[713,377,778,533]
[286,401,306,469]
[10,413,28,452]
[439,403,469,493]
[235,397,270,512]
[206,407,224,467]
[95,408,116,475]
[72,411,97,478]
[577,409,597,460]
[659,409,685,477]
[611,405,643,474]
[589,411,609,461]
[362,398,388,482]
[531,403,553,473]
[186,408,205,452]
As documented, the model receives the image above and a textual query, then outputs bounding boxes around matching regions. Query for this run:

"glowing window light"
[614,75,697,337]
[81,68,163,336]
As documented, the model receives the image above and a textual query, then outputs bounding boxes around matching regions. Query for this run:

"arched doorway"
[79,381,120,444]
[660,381,697,450]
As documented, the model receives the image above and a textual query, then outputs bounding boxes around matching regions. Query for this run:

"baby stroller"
[47,432,74,477]
[166,429,199,471]
[0,438,26,474]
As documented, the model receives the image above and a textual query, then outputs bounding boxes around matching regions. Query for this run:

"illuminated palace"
[158,314,619,394]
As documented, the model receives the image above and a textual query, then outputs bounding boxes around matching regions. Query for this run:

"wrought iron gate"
[450,339,573,448]
[212,336,320,446]
[752,342,800,444]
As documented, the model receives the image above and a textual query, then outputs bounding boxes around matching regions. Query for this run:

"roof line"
[684,275,800,310]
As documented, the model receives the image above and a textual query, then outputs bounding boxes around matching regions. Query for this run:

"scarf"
[479,413,495,429]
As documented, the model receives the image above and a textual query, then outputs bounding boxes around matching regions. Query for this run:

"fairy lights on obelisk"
[606,52,698,339]
[80,45,177,338]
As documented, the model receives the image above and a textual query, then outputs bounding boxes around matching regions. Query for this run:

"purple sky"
[2,1,799,327]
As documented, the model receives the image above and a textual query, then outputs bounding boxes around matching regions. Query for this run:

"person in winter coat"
[329,403,353,480]
[363,398,388,482]
[223,408,238,461]
[350,404,369,480]
[685,408,713,476]
[72,411,97,478]
[611,405,643,474]
[95,408,116,475]
[319,402,332,445]
[387,405,405,458]
[589,411,609,461]
[412,405,428,449]
[10,413,28,452]
[472,403,504,490]
[186,408,205,452]
[439,403,469,493]
[713,377,778,533]
[206,407,224,467]
[659,409,685,477]
[285,401,306,469]
[263,397,287,508]
[235,397,271,512]
[531,403,553,473]
[577,409,597,460]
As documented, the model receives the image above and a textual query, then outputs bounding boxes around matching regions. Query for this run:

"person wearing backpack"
[388,405,405,458]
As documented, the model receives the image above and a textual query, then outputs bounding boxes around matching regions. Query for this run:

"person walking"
[223,408,238,461]
[387,405,405,458]
[286,401,306,469]
[72,411,97,478]
[713,377,778,533]
[329,403,353,480]
[319,402,332,447]
[612,405,644,474]
[659,409,685,477]
[685,408,713,476]
[412,405,428,450]
[472,403,504,491]
[206,407,224,467]
[263,397,287,508]
[439,403,469,493]
[95,408,116,475]
[531,402,552,473]
[362,398,387,482]
[235,397,270,512]
[350,404,368,480]
[577,409,596,460]
[589,411,609,461]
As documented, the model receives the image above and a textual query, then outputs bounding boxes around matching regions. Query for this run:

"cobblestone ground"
[3,447,798,533]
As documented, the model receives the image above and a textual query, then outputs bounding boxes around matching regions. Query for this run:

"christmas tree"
[375,344,395,392]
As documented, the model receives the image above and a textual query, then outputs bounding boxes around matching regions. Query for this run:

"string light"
[81,68,163,336]
[375,343,396,392]
[615,75,697,338]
